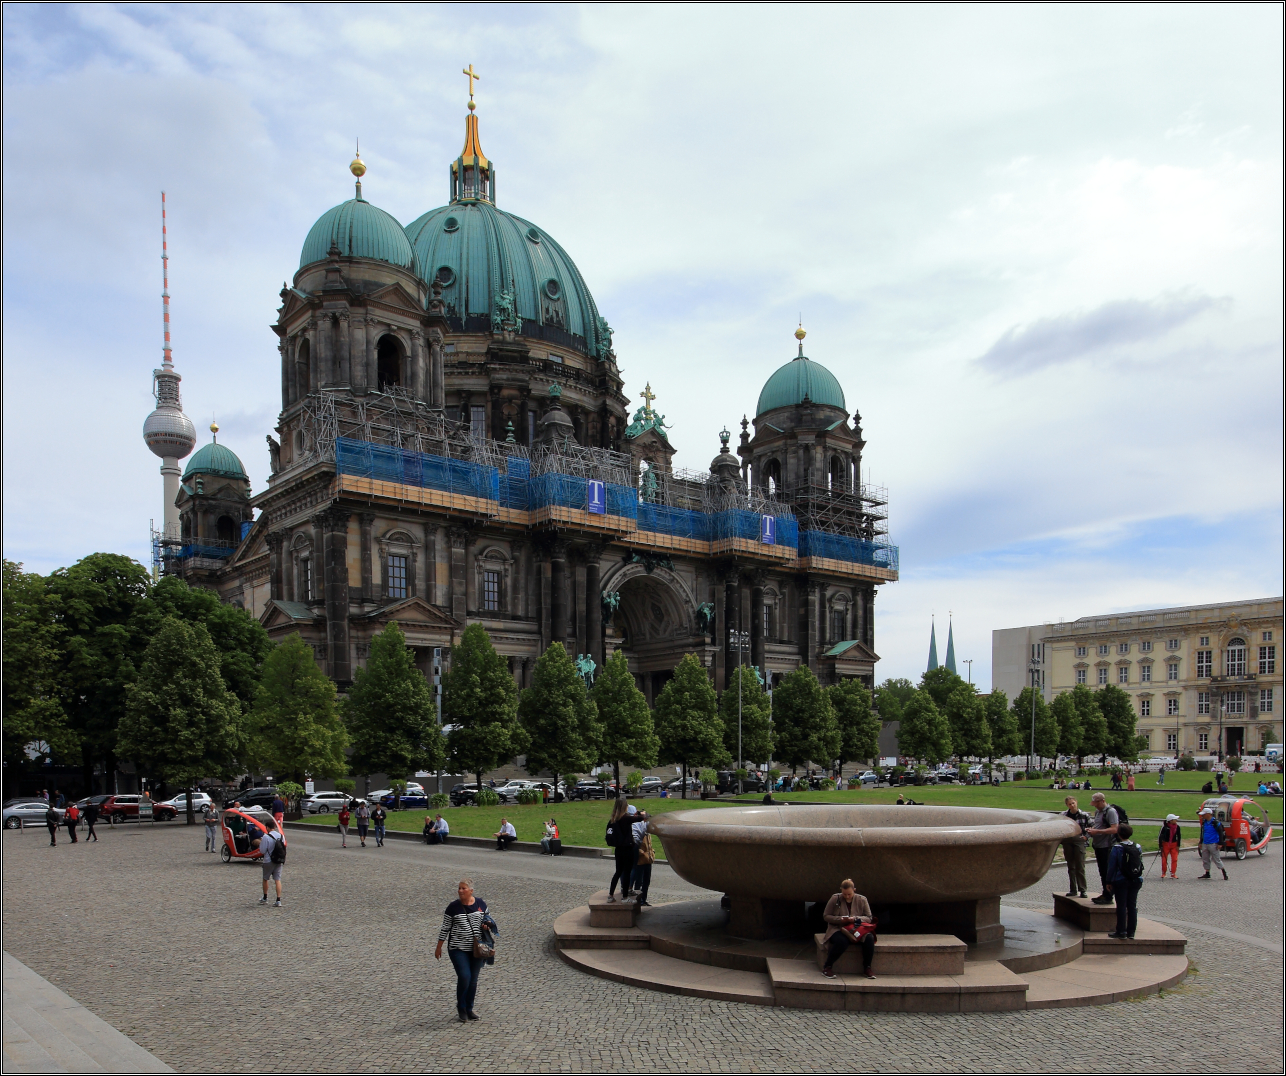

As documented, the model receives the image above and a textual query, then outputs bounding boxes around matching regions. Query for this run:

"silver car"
[303,790,366,814]
[3,801,64,829]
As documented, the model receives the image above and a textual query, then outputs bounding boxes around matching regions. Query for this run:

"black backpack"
[1109,803,1129,824]
[1118,841,1144,879]
[605,820,624,847]
[270,834,288,864]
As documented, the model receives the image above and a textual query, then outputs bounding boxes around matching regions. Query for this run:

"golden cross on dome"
[640,382,656,415]
[463,64,480,100]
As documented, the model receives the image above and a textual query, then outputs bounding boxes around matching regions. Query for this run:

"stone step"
[812,932,967,976]
[1081,918,1187,956]
[559,946,775,1006]
[553,906,649,949]
[588,889,641,929]
[1052,892,1118,932]
[769,956,1029,1013]
[1023,953,1191,1008]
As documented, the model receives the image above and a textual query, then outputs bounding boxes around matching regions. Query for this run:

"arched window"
[829,456,845,492]
[216,515,236,543]
[1226,637,1247,676]
[377,335,402,390]
[297,337,311,398]
[763,458,782,495]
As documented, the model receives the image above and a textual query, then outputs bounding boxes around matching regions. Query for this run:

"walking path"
[2,952,172,1073]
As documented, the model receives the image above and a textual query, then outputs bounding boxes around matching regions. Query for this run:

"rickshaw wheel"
[220,844,231,862]
[1234,838,1248,860]
[1257,846,1266,855]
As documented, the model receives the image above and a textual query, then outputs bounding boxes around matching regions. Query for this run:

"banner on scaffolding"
[587,479,606,515]
[760,515,776,545]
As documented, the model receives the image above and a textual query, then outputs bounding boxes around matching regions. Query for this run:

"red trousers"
[1160,841,1179,876]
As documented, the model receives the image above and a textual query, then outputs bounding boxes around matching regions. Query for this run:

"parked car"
[569,780,613,801]
[302,790,361,814]
[664,777,703,795]
[98,794,177,823]
[450,783,477,807]
[716,771,766,794]
[230,787,279,810]
[637,776,665,795]
[161,792,213,813]
[380,789,429,810]
[3,801,64,829]
[74,794,113,812]
[857,770,879,785]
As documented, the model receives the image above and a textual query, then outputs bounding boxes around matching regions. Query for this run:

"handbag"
[471,917,496,961]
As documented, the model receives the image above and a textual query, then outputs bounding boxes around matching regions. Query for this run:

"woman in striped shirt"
[435,878,488,1022]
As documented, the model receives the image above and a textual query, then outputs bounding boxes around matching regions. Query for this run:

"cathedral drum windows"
[376,335,403,390]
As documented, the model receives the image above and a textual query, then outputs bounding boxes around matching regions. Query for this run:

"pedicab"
[219,806,281,863]
[1200,796,1273,859]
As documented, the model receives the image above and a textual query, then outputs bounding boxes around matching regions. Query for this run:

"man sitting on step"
[820,879,877,980]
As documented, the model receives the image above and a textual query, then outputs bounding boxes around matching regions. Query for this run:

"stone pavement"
[1,820,1282,1071]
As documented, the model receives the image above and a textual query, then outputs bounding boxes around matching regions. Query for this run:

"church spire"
[450,63,495,204]
[927,619,939,672]
[945,616,957,674]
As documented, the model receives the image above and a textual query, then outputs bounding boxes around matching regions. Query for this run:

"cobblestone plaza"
[2,823,1281,1071]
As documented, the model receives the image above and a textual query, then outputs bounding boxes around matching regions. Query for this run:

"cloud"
[974,292,1228,375]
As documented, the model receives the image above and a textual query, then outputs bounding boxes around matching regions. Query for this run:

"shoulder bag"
[471,909,495,961]
[636,833,655,865]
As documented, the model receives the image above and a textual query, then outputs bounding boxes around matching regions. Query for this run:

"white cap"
[1165,813,1179,821]
[626,804,638,815]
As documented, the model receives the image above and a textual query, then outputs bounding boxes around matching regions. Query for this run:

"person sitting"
[227,811,249,854]
[1259,782,1269,796]
[540,818,560,855]
[424,813,439,844]
[820,878,877,980]
[493,818,517,851]
[1201,780,1214,794]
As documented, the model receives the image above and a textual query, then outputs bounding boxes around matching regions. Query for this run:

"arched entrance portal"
[606,565,708,706]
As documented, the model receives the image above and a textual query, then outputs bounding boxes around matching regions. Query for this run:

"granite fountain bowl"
[651,803,1080,906]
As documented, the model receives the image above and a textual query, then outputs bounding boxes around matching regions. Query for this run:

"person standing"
[820,879,877,979]
[630,812,654,906]
[371,803,387,847]
[337,803,351,848]
[355,801,371,848]
[45,804,59,846]
[1105,823,1144,939]
[1061,797,1090,898]
[270,791,286,826]
[84,799,99,842]
[64,803,80,844]
[1198,807,1228,880]
[254,823,286,907]
[435,878,489,1023]
[1158,814,1181,879]
[53,789,66,809]
[492,818,516,851]
[1126,769,1136,792]
[202,803,221,852]
[605,798,637,902]
[1157,768,1166,786]
[1085,793,1120,904]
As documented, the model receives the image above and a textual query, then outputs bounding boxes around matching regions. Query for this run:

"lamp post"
[729,629,750,794]
[964,658,973,686]
[1028,655,1042,775]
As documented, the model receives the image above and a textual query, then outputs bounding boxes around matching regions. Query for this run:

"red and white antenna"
[161,190,172,369]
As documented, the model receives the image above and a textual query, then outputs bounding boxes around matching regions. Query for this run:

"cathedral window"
[470,405,486,433]
[483,570,500,611]
[300,557,311,601]
[377,336,402,389]
[216,515,236,543]
[527,410,536,443]
[387,555,408,599]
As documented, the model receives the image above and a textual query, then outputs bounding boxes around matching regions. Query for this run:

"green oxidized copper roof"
[404,200,613,359]
[300,184,416,271]
[182,441,247,481]
[755,355,846,417]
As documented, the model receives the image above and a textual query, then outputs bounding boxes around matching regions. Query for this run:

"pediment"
[260,599,322,630]
[367,281,424,315]
[823,639,880,664]
[354,595,459,630]
[226,518,268,567]
[279,288,312,322]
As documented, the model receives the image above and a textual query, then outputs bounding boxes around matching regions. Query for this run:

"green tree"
[720,665,774,768]
[247,634,347,784]
[346,621,444,786]
[442,623,523,790]
[117,617,242,821]
[896,690,953,764]
[522,642,602,797]
[874,677,917,725]
[943,683,991,760]
[593,650,657,787]
[827,679,879,769]
[654,654,725,798]
[1013,686,1058,767]
[920,666,965,708]
[1075,684,1109,761]
[2,560,77,773]
[1095,684,1142,761]
[773,666,840,774]
[1051,691,1082,759]
[984,689,1019,760]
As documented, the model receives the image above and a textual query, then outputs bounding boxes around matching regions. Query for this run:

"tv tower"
[142,191,196,554]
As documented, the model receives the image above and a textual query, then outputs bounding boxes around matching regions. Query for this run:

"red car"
[99,795,177,823]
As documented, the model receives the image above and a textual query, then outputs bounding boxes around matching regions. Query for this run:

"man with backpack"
[1085,793,1121,904]
[1104,823,1145,939]
[254,823,287,907]
[1198,807,1229,880]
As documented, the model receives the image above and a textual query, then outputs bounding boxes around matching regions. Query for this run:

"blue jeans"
[373,823,385,845]
[448,948,484,1013]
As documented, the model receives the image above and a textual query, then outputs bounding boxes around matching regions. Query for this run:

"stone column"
[267,532,285,600]
[713,575,728,691]
[423,521,436,604]
[410,330,425,401]
[322,506,351,682]
[360,513,375,601]
[751,571,766,673]
[490,386,504,443]
[279,340,289,409]
[519,388,531,444]
[511,541,528,618]
[551,540,569,648]
[429,327,445,409]
[434,524,449,607]
[585,547,603,666]
[865,587,875,648]
[805,580,820,673]
[337,312,351,384]
[539,548,552,649]
[449,527,470,621]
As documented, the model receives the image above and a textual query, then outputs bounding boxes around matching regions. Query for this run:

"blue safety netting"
[528,472,638,518]
[336,437,499,502]
[708,510,799,549]
[637,502,710,541]
[500,456,529,510]
[171,542,235,560]
[799,530,899,571]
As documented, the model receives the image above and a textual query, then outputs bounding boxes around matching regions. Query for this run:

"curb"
[283,820,610,859]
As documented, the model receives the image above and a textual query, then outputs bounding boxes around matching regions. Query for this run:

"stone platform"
[555,896,1190,1012]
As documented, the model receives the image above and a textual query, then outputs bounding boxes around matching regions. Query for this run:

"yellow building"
[994,598,1283,758]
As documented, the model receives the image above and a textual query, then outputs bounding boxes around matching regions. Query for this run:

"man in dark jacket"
[45,805,60,846]
[1105,824,1143,939]
[84,799,100,842]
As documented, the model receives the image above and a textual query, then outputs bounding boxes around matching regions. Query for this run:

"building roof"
[299,185,417,271]
[182,441,247,481]
[756,354,846,417]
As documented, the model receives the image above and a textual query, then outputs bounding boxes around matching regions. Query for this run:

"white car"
[303,790,365,814]
[162,792,213,812]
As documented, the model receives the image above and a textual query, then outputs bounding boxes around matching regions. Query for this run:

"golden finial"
[210,418,219,442]
[350,138,366,178]
[463,63,480,110]
[795,323,806,342]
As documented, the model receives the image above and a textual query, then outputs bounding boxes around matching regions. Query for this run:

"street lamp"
[1028,654,1042,775]
[964,658,973,686]
[729,629,751,794]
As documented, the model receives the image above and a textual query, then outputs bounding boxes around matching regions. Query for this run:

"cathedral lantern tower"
[142,191,196,544]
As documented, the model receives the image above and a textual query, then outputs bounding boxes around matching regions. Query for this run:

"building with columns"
[159,89,899,698]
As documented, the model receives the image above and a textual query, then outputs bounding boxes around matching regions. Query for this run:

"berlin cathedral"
[145,79,899,701]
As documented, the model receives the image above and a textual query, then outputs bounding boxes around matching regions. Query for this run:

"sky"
[4,3,1282,688]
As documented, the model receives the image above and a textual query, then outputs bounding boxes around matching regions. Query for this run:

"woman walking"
[605,798,637,902]
[435,878,489,1023]
[371,803,387,847]
[355,801,371,848]
[1159,814,1182,879]
[337,803,351,848]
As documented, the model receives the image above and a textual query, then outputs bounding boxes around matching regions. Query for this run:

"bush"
[819,778,835,791]
[476,787,500,807]
[1228,756,1243,773]
[429,793,449,809]
[698,768,717,790]
[625,771,645,793]
[1177,754,1196,771]
[334,778,356,795]
[846,777,861,790]
[516,787,543,805]
[1012,771,1025,781]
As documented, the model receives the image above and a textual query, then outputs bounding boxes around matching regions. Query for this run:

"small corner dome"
[755,356,846,417]
[183,442,247,481]
[299,195,416,271]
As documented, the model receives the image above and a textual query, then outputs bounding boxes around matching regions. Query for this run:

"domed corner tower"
[402,87,630,452]
[171,421,254,586]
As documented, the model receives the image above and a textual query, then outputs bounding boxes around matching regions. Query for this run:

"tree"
[1096,684,1142,761]
[772,666,840,774]
[117,617,242,821]
[827,679,879,769]
[593,650,657,787]
[1013,687,1058,767]
[720,665,774,769]
[943,683,991,761]
[2,560,76,774]
[984,689,1019,760]
[522,642,602,798]
[874,677,917,725]
[1075,685,1109,761]
[1051,691,1082,759]
[346,621,444,786]
[442,623,523,790]
[654,654,725,798]
[247,634,347,785]
[920,666,964,709]
[896,690,952,764]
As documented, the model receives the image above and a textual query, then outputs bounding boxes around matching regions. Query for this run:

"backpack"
[1118,841,1144,879]
[270,834,287,864]
[1109,803,1129,824]
[605,821,621,847]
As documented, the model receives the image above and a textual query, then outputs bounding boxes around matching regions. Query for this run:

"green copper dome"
[183,441,247,481]
[755,355,846,417]
[300,185,416,271]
